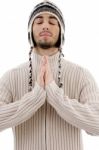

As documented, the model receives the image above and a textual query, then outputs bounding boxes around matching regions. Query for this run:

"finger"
[38,66,45,81]
[41,66,46,74]
[45,56,50,70]
[39,56,46,73]
[40,56,45,66]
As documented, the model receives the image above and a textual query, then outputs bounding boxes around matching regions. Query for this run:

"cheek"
[32,26,40,38]
[56,29,60,37]
[54,27,60,39]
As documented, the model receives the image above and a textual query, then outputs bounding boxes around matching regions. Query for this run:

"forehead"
[34,12,58,20]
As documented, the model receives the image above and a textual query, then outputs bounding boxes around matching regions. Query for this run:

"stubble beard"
[37,41,55,49]
[34,37,58,49]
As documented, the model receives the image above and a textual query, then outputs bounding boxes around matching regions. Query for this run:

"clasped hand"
[37,55,54,89]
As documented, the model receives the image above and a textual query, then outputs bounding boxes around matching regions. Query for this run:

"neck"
[33,47,59,56]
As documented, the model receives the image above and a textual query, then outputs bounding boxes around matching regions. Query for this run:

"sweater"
[0,50,99,150]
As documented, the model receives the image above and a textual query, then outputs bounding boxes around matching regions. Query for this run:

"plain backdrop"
[0,0,99,149]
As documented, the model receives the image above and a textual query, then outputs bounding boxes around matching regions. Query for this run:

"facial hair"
[33,36,60,49]
[32,30,60,49]
[37,41,55,49]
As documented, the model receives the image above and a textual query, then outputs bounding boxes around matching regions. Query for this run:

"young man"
[0,1,99,150]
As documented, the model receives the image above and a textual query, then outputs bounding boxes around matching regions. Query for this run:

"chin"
[38,42,55,49]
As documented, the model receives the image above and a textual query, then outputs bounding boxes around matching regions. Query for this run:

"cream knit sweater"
[0,50,99,150]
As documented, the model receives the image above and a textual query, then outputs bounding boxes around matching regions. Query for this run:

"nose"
[43,27,48,30]
[42,21,49,31]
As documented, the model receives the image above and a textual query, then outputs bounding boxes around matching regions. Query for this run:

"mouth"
[39,31,52,37]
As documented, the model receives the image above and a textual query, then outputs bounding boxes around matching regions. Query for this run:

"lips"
[39,31,52,37]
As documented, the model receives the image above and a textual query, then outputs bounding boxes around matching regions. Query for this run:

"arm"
[45,68,99,135]
[0,70,46,132]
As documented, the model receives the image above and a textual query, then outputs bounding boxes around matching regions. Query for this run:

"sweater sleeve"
[45,68,99,136]
[0,70,46,132]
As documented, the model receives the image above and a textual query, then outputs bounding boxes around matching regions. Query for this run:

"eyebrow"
[34,15,57,20]
[49,16,57,20]
[35,15,43,19]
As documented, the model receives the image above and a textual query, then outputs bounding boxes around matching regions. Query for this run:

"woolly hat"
[28,0,65,48]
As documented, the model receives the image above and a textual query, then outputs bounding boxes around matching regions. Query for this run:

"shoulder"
[0,61,29,81]
[12,61,29,71]
[62,57,83,74]
[62,57,96,83]
[7,61,29,75]
[62,57,89,72]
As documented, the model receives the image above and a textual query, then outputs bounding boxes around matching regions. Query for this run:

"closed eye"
[49,17,58,25]
[34,17,43,24]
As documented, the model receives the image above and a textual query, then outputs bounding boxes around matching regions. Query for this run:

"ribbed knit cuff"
[45,80,64,105]
[33,81,46,94]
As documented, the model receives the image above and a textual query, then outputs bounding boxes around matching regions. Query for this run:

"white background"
[0,0,99,149]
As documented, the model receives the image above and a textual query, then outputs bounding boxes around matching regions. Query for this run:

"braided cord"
[28,47,33,92]
[58,48,64,88]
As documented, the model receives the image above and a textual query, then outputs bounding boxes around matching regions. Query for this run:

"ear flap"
[62,33,65,45]
[28,32,30,43]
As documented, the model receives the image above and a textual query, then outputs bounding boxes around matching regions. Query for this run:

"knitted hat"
[28,0,65,92]
[28,0,65,48]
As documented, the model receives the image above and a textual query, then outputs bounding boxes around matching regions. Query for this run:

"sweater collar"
[31,49,60,82]
[32,49,60,63]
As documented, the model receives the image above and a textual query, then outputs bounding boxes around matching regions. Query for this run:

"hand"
[37,55,54,88]
[37,56,46,89]
[44,55,54,86]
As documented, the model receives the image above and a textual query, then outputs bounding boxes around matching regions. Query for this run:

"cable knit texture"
[0,50,99,150]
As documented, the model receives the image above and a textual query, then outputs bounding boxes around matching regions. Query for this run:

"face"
[32,12,60,49]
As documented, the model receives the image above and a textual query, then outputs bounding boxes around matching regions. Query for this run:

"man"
[0,1,99,150]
